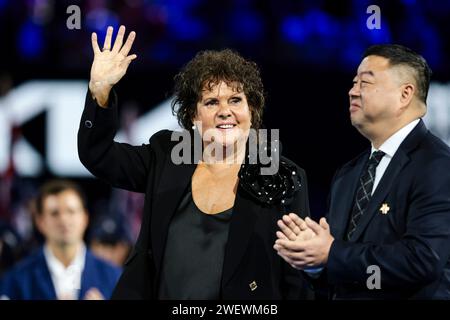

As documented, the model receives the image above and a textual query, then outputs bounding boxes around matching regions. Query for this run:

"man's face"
[193,80,252,147]
[348,55,403,132]
[36,190,88,247]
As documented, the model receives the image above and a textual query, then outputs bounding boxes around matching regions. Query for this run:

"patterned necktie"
[346,150,385,240]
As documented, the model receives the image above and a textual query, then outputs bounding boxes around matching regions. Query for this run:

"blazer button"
[84,120,93,128]
[249,281,257,291]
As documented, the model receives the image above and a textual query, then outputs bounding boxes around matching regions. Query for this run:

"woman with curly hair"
[78,25,311,299]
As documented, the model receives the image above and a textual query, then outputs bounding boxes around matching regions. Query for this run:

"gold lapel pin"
[380,203,390,215]
[249,281,258,291]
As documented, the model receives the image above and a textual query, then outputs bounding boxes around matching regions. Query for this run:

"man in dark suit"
[0,180,121,300]
[274,44,450,299]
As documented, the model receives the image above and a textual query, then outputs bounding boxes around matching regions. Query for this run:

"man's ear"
[399,83,415,109]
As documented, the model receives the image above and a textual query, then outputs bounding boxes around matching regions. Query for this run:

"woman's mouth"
[216,123,237,130]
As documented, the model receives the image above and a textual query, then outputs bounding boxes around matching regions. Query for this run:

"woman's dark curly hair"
[171,49,265,130]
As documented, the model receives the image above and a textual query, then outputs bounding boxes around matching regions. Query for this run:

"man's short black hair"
[363,44,432,104]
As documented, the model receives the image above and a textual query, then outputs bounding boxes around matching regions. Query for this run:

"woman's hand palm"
[90,25,137,88]
[91,51,127,86]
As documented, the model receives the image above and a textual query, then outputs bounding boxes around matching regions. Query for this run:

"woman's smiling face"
[194,80,252,148]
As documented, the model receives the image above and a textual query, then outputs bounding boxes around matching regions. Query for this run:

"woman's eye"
[230,97,241,104]
[205,100,217,106]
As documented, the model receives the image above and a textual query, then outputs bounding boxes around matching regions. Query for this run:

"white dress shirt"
[44,244,86,300]
[370,119,420,194]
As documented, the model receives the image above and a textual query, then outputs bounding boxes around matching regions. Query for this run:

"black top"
[158,187,232,299]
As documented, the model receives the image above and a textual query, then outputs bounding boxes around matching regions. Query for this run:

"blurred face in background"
[35,190,88,248]
[90,240,131,266]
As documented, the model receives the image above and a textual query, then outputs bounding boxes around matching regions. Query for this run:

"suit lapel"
[350,120,428,242]
[79,250,97,300]
[221,186,260,287]
[329,155,367,240]
[150,158,196,282]
[33,249,57,300]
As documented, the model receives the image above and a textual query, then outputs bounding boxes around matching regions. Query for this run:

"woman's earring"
[192,124,196,130]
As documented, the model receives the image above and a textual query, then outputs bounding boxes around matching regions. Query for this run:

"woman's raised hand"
[89,25,137,107]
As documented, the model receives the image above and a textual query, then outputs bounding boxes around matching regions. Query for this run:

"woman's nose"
[217,103,232,118]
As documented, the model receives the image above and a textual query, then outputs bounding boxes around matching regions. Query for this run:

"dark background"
[1,0,449,261]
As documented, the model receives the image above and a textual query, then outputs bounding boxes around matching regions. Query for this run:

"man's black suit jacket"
[78,91,311,300]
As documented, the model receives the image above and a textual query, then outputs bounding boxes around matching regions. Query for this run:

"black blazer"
[313,120,450,299]
[78,91,311,300]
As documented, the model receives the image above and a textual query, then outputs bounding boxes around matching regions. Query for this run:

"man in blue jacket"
[0,180,121,300]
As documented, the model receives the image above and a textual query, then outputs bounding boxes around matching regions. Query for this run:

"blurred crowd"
[0,179,135,299]
[1,0,450,73]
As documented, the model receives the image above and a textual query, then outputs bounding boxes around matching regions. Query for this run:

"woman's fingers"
[112,25,125,53]
[96,26,136,57]
[119,31,136,56]
[91,32,101,55]
[119,54,137,69]
[103,26,113,50]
